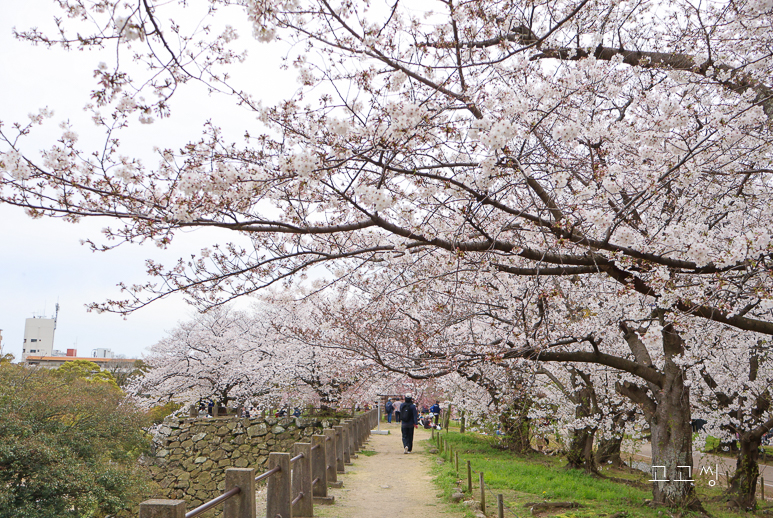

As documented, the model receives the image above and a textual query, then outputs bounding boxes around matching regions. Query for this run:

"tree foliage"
[53,359,119,388]
[1,0,772,508]
[0,363,155,518]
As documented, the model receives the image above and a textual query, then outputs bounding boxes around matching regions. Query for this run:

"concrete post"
[311,435,328,498]
[224,468,256,518]
[347,418,359,452]
[353,419,361,451]
[266,452,291,518]
[323,429,340,485]
[352,418,360,450]
[139,500,186,518]
[292,443,313,517]
[497,494,504,518]
[343,421,355,462]
[334,425,347,470]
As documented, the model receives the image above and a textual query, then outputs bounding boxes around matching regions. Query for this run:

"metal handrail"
[312,477,320,486]
[291,492,304,506]
[290,452,304,464]
[185,486,241,518]
[311,444,320,451]
[254,465,281,483]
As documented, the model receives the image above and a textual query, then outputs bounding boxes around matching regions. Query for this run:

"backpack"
[400,403,413,423]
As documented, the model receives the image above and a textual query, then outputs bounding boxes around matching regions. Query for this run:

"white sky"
[0,1,294,361]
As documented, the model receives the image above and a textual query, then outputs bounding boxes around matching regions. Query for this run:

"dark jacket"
[385,400,394,413]
[430,403,441,415]
[400,401,419,426]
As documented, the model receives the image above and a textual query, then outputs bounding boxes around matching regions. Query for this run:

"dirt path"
[314,422,467,518]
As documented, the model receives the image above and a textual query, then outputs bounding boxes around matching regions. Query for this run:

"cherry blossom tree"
[691,331,773,509]
[2,0,773,508]
[129,306,281,409]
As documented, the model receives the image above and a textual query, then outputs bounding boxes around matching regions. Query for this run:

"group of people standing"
[384,397,442,454]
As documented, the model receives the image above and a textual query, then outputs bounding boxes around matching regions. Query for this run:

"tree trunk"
[648,345,698,507]
[597,409,631,468]
[566,428,596,473]
[727,434,761,510]
[460,411,465,434]
[565,373,597,473]
[499,400,532,453]
[596,435,625,468]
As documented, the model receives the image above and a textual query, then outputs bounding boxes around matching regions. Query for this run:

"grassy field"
[425,430,769,518]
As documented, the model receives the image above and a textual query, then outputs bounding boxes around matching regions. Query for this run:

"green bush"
[0,363,155,518]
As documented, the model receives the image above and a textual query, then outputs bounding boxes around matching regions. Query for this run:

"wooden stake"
[479,472,486,515]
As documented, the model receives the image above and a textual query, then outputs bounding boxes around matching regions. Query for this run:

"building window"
[31,339,38,342]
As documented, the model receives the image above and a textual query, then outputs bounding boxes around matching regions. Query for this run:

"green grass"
[426,430,756,518]
[701,436,773,461]
[359,449,377,456]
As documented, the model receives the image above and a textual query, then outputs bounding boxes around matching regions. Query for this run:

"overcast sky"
[0,1,292,361]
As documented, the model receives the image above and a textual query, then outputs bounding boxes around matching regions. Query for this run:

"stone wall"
[147,415,342,511]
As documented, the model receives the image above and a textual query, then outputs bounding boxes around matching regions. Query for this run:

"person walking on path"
[429,400,441,426]
[385,398,394,423]
[319,424,468,518]
[400,394,419,453]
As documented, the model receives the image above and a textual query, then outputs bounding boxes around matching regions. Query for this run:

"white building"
[21,317,57,361]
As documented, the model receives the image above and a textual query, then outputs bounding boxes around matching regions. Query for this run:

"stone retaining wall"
[147,415,343,511]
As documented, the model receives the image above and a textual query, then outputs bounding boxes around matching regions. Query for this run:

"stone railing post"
[323,429,341,486]
[352,419,361,452]
[353,418,361,450]
[224,468,256,518]
[351,419,359,453]
[343,421,353,463]
[311,435,331,501]
[292,443,313,517]
[334,425,346,471]
[139,500,186,518]
[266,452,291,518]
